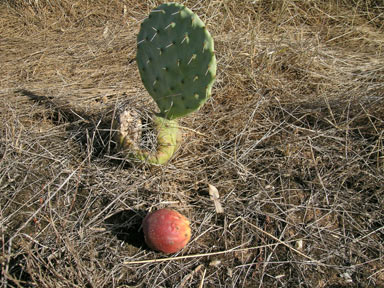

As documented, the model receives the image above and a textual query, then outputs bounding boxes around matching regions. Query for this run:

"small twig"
[308,137,329,205]
[178,125,207,137]
[123,240,302,265]
[353,225,384,243]
[178,264,204,288]
[241,218,323,265]
[198,268,206,288]
[368,267,384,280]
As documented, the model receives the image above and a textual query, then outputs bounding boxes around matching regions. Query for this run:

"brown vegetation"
[1,0,383,287]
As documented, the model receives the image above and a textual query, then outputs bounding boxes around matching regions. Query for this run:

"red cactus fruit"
[142,209,191,254]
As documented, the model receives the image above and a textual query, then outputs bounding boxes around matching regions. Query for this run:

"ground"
[0,0,383,287]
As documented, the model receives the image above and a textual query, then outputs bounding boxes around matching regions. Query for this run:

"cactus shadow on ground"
[16,89,116,159]
[104,209,147,249]
[1,253,33,288]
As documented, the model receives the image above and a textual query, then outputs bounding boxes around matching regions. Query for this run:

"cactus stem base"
[114,108,181,165]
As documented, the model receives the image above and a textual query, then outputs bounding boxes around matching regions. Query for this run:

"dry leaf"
[208,184,224,214]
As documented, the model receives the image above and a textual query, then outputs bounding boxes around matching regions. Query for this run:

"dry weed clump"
[1,0,383,287]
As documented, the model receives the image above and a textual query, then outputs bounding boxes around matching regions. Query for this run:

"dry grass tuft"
[1,0,384,287]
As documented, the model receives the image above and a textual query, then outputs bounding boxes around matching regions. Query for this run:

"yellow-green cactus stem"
[115,111,181,165]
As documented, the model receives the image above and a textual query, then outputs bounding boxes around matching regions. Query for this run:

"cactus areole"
[115,3,216,164]
[142,209,191,254]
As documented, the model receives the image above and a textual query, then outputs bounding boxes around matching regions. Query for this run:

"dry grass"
[1,0,384,287]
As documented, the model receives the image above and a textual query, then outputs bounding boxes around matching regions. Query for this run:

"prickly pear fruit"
[136,2,217,120]
[142,209,191,254]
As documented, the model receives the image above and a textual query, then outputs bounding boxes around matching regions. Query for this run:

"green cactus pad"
[136,2,216,120]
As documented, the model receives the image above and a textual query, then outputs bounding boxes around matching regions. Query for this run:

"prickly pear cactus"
[115,3,216,164]
[136,2,217,120]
